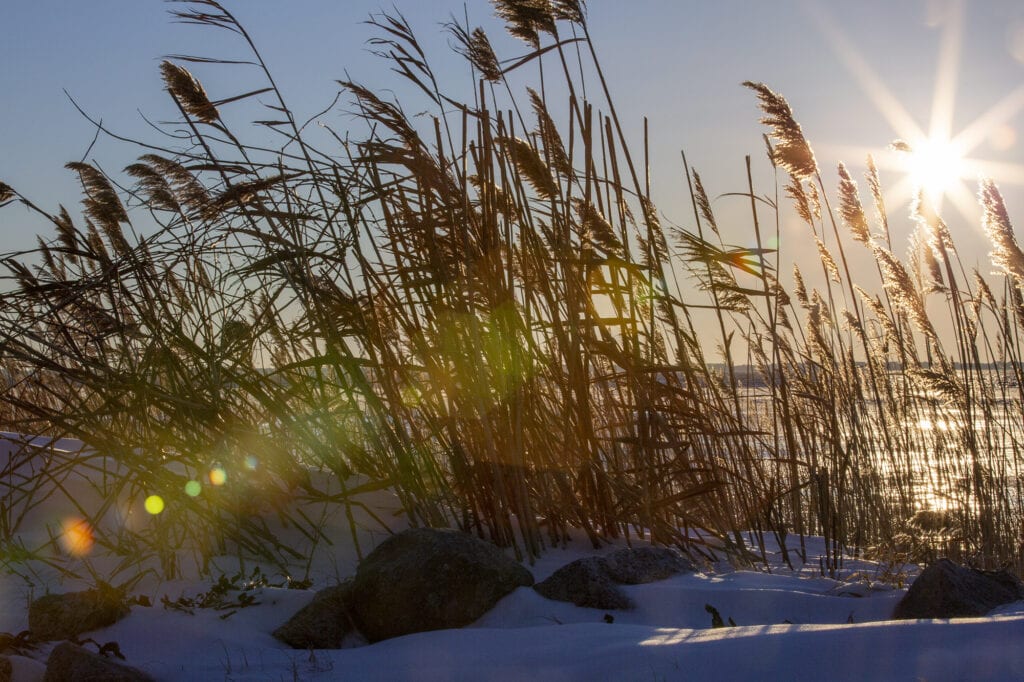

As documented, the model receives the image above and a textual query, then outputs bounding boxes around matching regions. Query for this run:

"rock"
[273,583,355,649]
[29,589,130,641]
[603,547,695,584]
[347,528,534,642]
[533,557,633,610]
[893,558,1024,619]
[43,642,154,682]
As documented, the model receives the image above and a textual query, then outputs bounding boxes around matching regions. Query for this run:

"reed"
[2,0,1023,583]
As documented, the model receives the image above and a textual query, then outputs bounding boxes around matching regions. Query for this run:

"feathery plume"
[528,88,571,176]
[448,24,502,82]
[980,178,1024,284]
[837,163,870,244]
[160,60,219,124]
[815,237,840,283]
[743,81,818,180]
[500,137,557,199]
[551,0,585,23]
[492,0,556,48]
[692,171,719,237]
[65,162,131,257]
[786,178,813,227]
[793,264,808,307]
[865,154,888,232]
[574,199,622,257]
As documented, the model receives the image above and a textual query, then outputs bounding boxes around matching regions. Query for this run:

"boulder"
[29,589,129,641]
[347,528,534,642]
[43,642,153,682]
[534,547,695,610]
[273,583,356,649]
[603,547,695,584]
[893,558,1024,619]
[533,557,633,610]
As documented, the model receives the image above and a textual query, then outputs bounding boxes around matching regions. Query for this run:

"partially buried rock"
[535,547,696,610]
[603,547,695,585]
[893,557,1024,619]
[29,588,130,641]
[273,582,355,649]
[534,557,633,610]
[44,642,154,682]
[347,528,534,643]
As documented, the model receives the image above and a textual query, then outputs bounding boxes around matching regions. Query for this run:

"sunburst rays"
[809,0,1024,225]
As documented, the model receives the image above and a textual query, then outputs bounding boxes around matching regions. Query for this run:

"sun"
[810,0,1024,226]
[893,136,968,207]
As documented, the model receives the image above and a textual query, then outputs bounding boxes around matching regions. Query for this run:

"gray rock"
[603,547,695,584]
[43,642,154,682]
[347,528,534,643]
[29,589,130,641]
[893,558,1024,619]
[273,583,355,649]
[533,557,633,610]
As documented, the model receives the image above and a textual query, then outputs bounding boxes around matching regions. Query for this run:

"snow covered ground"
[3,435,1024,681]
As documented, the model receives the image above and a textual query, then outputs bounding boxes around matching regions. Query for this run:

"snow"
[3,435,1024,681]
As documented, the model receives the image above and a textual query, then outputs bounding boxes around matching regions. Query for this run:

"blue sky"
[2,0,1024,275]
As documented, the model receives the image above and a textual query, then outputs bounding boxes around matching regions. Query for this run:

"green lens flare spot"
[184,480,202,497]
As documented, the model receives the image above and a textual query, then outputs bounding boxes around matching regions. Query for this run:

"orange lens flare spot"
[209,467,227,486]
[144,495,165,515]
[59,517,94,557]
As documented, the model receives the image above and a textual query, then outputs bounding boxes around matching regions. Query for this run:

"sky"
[2,0,1024,290]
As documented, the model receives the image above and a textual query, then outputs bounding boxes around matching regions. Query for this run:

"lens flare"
[244,455,258,470]
[209,467,227,486]
[184,480,202,497]
[59,517,94,557]
[144,495,165,515]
